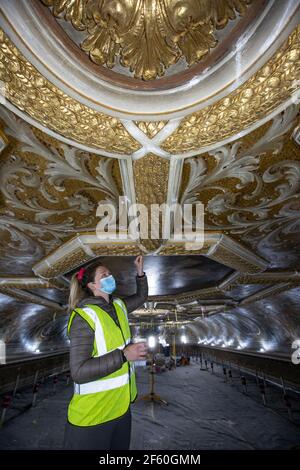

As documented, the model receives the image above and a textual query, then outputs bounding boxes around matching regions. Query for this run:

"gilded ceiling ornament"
[31,230,268,282]
[162,23,300,153]
[0,23,299,152]
[0,107,122,243]
[134,121,167,139]
[179,104,300,265]
[0,29,139,153]
[132,153,170,251]
[41,0,252,80]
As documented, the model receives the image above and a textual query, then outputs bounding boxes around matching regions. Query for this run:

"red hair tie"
[76,267,86,282]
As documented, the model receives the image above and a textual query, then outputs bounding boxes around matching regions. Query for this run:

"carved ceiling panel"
[178,106,300,268]
[41,0,253,81]
[0,106,124,278]
[161,25,300,152]
[0,1,299,361]
[0,29,140,152]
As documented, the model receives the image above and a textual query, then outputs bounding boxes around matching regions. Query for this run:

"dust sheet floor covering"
[0,361,300,449]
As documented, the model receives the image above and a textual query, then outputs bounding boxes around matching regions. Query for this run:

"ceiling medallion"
[42,0,252,80]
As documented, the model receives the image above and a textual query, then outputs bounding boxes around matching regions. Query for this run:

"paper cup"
[132,336,148,366]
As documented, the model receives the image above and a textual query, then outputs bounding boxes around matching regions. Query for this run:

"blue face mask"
[99,274,116,294]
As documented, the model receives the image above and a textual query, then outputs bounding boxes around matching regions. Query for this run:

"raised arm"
[68,313,126,384]
[120,255,148,314]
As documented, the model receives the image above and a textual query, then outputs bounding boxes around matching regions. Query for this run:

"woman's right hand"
[123,342,148,361]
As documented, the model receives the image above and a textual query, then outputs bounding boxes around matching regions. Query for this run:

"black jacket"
[68,273,148,384]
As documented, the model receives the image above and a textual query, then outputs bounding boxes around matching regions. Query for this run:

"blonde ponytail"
[67,261,103,313]
[67,273,85,313]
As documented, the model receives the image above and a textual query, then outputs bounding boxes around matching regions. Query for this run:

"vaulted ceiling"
[0,0,300,360]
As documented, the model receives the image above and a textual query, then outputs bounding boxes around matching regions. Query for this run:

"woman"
[63,255,148,450]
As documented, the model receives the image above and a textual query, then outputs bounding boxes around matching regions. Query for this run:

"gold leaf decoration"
[42,0,252,80]
[0,107,125,275]
[134,121,167,138]
[0,29,140,153]
[178,106,300,266]
[133,153,170,250]
[162,24,300,153]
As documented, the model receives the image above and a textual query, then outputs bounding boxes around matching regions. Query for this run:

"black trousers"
[63,406,132,450]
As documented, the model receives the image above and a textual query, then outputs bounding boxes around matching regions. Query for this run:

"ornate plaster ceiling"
[0,0,299,120]
[41,0,253,81]
[0,0,300,360]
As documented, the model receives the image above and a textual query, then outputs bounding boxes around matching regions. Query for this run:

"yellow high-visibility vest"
[66,298,137,426]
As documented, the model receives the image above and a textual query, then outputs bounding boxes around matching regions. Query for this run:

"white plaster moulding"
[169,94,300,159]
[3,93,299,164]
[206,233,269,270]
[32,233,140,278]
[1,101,130,159]
[0,277,51,287]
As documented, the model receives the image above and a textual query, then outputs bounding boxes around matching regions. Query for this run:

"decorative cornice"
[32,232,141,279]
[147,271,300,304]
[239,282,293,305]
[0,276,52,288]
[160,232,268,273]
[31,230,269,280]
[0,286,65,310]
